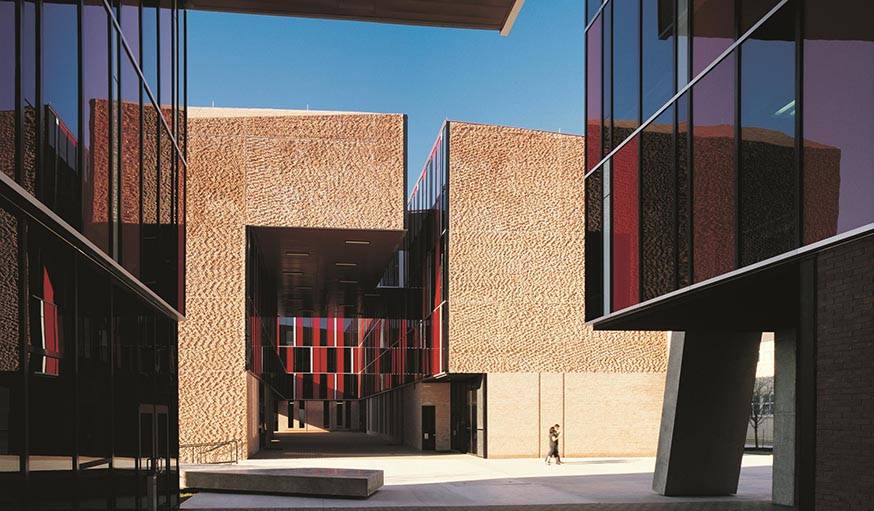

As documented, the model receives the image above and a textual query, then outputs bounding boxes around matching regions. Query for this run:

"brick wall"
[447,121,667,373]
[487,371,665,457]
[181,108,404,458]
[816,233,874,509]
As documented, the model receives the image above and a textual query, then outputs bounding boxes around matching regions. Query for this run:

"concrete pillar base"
[653,331,761,496]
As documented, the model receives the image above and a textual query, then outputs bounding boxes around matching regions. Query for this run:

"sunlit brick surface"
[446,122,667,374]
[180,108,404,458]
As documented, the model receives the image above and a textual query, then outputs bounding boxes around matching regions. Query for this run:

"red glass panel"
[586,15,603,171]
[612,136,640,311]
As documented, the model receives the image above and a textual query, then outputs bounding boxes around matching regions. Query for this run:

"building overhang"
[186,0,525,35]
[590,227,874,332]
[250,226,407,318]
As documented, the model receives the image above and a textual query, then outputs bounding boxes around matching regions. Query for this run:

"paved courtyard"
[182,432,777,510]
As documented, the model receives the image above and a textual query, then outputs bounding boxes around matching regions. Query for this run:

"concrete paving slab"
[182,448,775,510]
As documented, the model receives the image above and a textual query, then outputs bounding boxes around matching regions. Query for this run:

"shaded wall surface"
[181,108,404,458]
[816,234,874,509]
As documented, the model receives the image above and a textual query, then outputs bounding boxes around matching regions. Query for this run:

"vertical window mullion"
[35,0,43,206]
[734,1,742,271]
[794,0,803,248]
[637,0,644,302]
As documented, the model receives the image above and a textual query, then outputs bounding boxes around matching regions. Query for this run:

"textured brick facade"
[446,122,667,373]
[816,233,874,510]
[487,372,666,458]
[180,108,404,458]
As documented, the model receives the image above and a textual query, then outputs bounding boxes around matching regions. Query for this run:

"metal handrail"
[180,439,240,465]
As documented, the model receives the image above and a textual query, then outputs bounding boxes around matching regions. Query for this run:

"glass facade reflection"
[1,1,185,508]
[585,0,874,318]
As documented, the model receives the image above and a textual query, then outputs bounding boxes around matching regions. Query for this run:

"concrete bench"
[183,467,383,498]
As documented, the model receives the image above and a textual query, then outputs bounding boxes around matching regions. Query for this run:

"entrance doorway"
[450,375,485,456]
[138,404,172,510]
[422,405,436,450]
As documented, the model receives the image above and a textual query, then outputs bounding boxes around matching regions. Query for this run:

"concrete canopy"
[186,0,525,35]
[250,226,406,318]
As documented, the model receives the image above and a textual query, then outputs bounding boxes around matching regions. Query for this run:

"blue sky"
[188,2,585,196]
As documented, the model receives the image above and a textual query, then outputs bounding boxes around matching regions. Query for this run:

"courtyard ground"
[181,432,778,510]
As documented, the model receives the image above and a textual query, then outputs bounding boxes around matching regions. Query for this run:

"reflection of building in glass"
[584,0,874,507]
[1,1,187,508]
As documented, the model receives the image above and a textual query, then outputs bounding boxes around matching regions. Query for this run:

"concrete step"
[183,467,383,498]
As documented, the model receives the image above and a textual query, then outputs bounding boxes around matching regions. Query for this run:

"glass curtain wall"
[0,198,179,510]
[0,0,186,508]
[584,0,874,317]
[1,0,187,312]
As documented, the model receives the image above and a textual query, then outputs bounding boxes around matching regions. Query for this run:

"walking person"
[545,424,562,465]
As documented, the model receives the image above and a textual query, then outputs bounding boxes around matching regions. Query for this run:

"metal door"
[422,405,436,450]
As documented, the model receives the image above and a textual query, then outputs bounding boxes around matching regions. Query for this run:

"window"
[82,3,110,253]
[676,93,692,288]
[739,3,797,266]
[584,167,604,319]
[642,0,675,119]
[613,0,641,146]
[691,0,735,77]
[602,3,613,154]
[120,51,142,277]
[293,347,310,373]
[802,0,874,243]
[641,106,677,300]
[0,0,14,181]
[586,13,603,171]
[692,53,736,283]
[586,0,601,25]
[611,136,640,311]
[42,0,80,224]
[0,205,21,480]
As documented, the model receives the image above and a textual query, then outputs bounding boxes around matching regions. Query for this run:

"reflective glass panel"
[692,53,736,282]
[691,0,735,77]
[803,0,874,243]
[27,227,75,487]
[602,2,613,154]
[120,0,139,62]
[741,0,781,34]
[42,0,80,226]
[585,14,603,170]
[587,0,602,25]
[121,51,142,277]
[159,0,173,126]
[585,167,604,320]
[642,0,675,119]
[641,106,676,300]
[21,1,37,195]
[611,136,640,311]
[0,0,13,180]
[0,203,22,485]
[676,93,692,287]
[82,3,111,253]
[739,3,797,266]
[613,0,641,146]
[76,260,112,509]
[142,1,158,96]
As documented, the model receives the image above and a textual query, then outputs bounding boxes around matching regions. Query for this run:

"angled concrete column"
[653,331,761,496]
